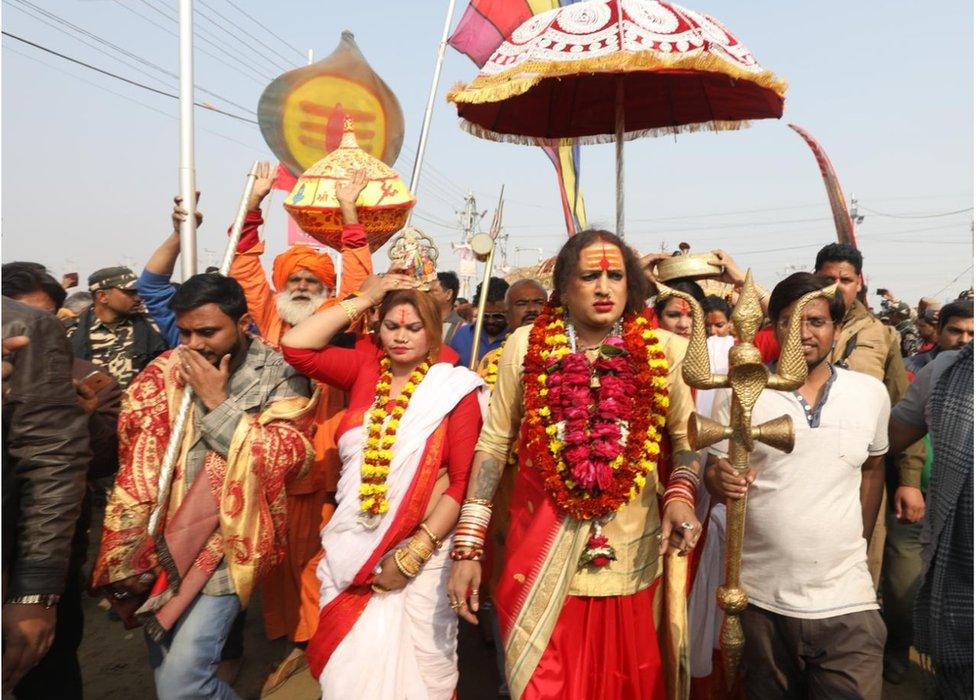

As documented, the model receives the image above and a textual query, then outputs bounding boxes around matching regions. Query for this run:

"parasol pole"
[406,0,458,214]
[178,0,197,279]
[615,77,625,237]
[148,163,261,538]
[614,0,625,237]
[467,186,505,370]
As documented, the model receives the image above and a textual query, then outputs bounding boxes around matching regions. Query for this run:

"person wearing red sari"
[281,277,484,698]
[449,230,705,700]
[228,165,374,679]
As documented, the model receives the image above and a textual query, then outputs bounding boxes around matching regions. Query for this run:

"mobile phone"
[875,288,889,296]
[81,370,113,394]
[63,272,79,289]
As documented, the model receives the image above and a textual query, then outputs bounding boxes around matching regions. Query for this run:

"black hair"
[1,262,67,310]
[702,294,732,320]
[474,276,510,305]
[168,273,248,321]
[814,243,863,275]
[436,271,460,304]
[653,277,706,316]
[551,229,648,316]
[938,299,973,331]
[768,272,845,326]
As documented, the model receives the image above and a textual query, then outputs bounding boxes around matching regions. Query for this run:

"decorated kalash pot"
[283,117,415,252]
[387,227,439,290]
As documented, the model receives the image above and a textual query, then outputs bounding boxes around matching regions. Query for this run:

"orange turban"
[272,245,336,292]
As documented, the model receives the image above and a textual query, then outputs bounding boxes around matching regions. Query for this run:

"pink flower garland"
[546,337,638,494]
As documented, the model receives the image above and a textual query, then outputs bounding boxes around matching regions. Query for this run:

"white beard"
[276,289,329,326]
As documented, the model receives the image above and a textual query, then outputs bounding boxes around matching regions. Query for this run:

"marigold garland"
[522,304,669,521]
[477,345,503,388]
[359,356,430,524]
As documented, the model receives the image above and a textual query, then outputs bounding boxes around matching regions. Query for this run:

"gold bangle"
[406,538,433,563]
[393,548,419,578]
[418,523,443,550]
[338,299,359,323]
[463,498,493,507]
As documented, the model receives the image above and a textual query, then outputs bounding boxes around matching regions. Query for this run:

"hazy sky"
[2,1,973,305]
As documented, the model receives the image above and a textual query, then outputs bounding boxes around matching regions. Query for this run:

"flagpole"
[406,0,457,210]
[178,0,197,278]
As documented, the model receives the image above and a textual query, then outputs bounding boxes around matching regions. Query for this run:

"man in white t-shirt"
[705,272,890,699]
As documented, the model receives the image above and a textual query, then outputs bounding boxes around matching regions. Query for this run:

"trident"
[657,272,836,685]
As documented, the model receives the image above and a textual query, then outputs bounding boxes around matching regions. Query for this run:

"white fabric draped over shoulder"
[318,362,485,699]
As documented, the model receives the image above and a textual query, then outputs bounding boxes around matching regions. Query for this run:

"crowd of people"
[1,162,973,700]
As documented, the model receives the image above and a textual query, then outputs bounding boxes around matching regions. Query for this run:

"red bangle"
[450,547,485,562]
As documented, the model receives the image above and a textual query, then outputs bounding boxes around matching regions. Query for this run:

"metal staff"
[467,186,504,371]
[147,162,261,538]
[178,0,197,279]
[657,272,836,686]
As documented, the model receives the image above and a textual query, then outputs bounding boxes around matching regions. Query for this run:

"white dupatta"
[317,362,484,699]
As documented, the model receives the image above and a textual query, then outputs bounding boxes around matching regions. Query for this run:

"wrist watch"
[5,593,60,608]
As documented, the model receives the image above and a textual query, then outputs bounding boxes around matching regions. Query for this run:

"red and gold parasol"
[448,0,787,232]
[283,118,415,252]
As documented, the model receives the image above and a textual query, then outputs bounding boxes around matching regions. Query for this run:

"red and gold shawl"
[91,350,315,637]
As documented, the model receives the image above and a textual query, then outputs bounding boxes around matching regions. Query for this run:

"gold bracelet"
[418,523,443,550]
[406,537,433,563]
[463,498,493,507]
[394,547,421,578]
[338,299,359,323]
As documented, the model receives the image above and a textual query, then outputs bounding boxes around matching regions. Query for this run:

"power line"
[859,205,973,220]
[3,43,267,155]
[110,0,270,86]
[933,264,974,297]
[2,31,258,124]
[219,0,306,61]
[5,0,255,116]
[193,2,293,75]
[7,0,172,83]
[133,0,275,83]
[197,0,300,70]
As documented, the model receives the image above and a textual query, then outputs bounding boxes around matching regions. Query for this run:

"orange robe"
[229,212,372,642]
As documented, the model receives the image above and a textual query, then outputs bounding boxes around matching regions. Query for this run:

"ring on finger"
[680,521,694,531]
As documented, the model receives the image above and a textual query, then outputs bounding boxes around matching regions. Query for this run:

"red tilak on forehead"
[599,243,610,270]
[675,298,691,315]
[398,308,407,325]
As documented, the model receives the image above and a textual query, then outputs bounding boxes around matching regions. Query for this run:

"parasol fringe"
[447,50,788,106]
[457,116,752,147]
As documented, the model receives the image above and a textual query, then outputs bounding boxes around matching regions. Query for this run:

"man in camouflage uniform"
[878,296,919,357]
[66,267,167,389]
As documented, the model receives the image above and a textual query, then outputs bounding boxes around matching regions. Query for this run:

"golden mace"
[657,272,835,686]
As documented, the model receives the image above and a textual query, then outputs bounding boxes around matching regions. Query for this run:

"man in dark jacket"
[3,263,123,697]
[2,297,90,693]
[66,266,168,389]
